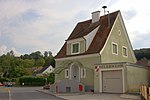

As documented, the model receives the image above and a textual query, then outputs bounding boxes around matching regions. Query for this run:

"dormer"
[66,38,85,55]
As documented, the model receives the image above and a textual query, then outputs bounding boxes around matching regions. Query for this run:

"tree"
[134,48,150,60]
[47,73,55,84]
[0,54,13,78]
[44,51,48,57]
[35,58,45,67]
[23,59,35,68]
[43,55,55,68]
[30,51,43,60]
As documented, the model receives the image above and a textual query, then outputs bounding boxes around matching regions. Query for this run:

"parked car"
[0,82,4,86]
[43,84,50,89]
[5,82,13,87]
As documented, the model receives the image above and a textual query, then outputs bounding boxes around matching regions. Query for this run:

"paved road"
[0,87,65,100]
[0,86,9,100]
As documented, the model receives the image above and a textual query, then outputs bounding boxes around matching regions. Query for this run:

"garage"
[102,70,123,93]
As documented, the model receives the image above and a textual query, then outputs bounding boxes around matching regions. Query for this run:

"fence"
[140,85,150,100]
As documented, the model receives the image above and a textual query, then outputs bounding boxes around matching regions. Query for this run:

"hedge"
[19,76,46,86]
[0,78,10,83]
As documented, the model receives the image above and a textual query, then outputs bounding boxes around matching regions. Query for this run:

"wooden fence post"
[144,85,147,100]
[148,87,150,100]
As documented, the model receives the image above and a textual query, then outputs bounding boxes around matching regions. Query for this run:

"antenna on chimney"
[102,6,110,27]
[107,11,110,27]
[102,6,107,15]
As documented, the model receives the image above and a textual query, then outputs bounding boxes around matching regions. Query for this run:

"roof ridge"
[55,10,120,58]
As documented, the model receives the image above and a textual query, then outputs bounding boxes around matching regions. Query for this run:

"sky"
[0,0,150,56]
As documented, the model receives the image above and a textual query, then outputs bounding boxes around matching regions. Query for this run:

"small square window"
[122,46,128,57]
[71,42,80,54]
[112,43,118,55]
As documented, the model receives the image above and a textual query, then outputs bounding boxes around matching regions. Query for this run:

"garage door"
[102,70,123,93]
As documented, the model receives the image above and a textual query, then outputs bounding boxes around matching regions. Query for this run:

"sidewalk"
[37,89,140,100]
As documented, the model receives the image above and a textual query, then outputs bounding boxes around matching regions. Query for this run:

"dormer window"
[71,42,80,54]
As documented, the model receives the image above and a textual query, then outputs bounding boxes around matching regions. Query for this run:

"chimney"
[92,11,100,23]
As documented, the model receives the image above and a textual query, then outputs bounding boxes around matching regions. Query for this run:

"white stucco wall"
[126,65,150,93]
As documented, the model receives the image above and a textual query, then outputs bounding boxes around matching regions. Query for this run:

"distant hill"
[134,48,150,60]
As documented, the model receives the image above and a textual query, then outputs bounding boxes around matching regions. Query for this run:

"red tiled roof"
[136,60,150,67]
[55,10,120,58]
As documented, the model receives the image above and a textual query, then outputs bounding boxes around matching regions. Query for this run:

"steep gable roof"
[55,10,120,58]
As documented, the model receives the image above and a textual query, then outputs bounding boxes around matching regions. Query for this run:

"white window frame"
[118,30,121,36]
[65,69,69,78]
[81,68,86,78]
[122,46,128,57]
[112,42,118,55]
[71,42,80,55]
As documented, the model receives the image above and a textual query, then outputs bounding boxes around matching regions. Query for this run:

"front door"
[71,64,80,82]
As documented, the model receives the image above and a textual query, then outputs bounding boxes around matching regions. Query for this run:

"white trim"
[56,53,99,61]
[70,63,80,82]
[79,67,81,82]
[69,66,72,80]
[112,42,118,55]
[67,38,84,44]
[100,13,119,54]
[118,30,121,36]
[84,25,100,50]
[118,13,137,63]
[100,12,137,63]
[81,68,86,78]
[122,46,128,57]
[99,67,125,93]
[65,69,69,78]
[71,42,80,55]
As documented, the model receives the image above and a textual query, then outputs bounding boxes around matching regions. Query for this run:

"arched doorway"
[70,63,80,82]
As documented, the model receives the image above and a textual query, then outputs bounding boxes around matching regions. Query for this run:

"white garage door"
[102,70,123,93]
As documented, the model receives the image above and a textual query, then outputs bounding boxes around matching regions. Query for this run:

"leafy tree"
[35,58,45,67]
[20,54,31,60]
[43,55,55,68]
[44,51,48,57]
[47,73,55,84]
[23,59,34,68]
[134,48,150,60]
[30,51,43,60]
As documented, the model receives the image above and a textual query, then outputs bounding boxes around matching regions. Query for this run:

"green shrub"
[0,78,10,82]
[19,76,46,86]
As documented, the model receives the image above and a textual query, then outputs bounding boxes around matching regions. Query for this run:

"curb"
[120,94,140,100]
[36,89,67,100]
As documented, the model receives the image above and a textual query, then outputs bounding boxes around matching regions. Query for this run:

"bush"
[19,76,46,86]
[0,78,10,83]
[47,73,55,84]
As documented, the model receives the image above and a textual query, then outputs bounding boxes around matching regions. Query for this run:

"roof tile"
[55,10,120,58]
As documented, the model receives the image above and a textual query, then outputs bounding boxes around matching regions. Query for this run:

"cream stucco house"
[52,10,150,93]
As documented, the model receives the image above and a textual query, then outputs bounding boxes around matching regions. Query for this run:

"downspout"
[99,53,101,64]
[82,37,86,52]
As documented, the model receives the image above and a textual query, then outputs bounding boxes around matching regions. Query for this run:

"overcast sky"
[0,0,150,56]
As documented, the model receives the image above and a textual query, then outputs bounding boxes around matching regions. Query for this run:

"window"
[122,46,128,57]
[118,30,121,36]
[71,42,80,54]
[65,69,69,78]
[112,43,118,55]
[81,68,86,78]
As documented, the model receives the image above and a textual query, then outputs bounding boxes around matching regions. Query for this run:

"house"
[136,59,150,68]
[36,65,54,76]
[52,10,150,93]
